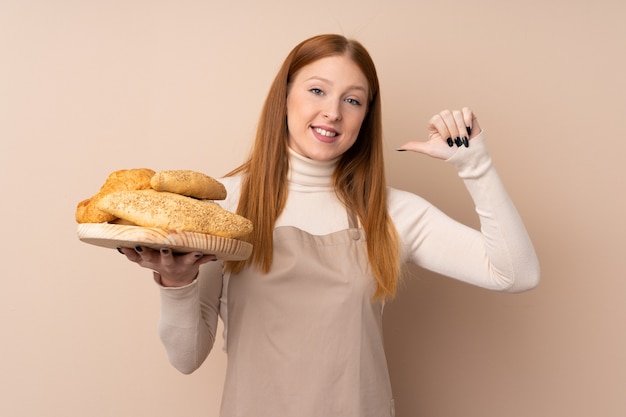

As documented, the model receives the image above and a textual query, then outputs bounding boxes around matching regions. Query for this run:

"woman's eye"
[309,88,323,95]
[345,98,362,106]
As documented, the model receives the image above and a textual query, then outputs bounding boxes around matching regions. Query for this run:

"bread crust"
[97,189,252,239]
[150,170,227,200]
[75,168,156,223]
[100,168,156,193]
[75,196,115,223]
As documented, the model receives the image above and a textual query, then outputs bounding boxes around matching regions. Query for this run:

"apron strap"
[347,210,361,240]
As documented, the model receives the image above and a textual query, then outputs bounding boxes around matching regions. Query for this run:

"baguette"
[97,189,252,239]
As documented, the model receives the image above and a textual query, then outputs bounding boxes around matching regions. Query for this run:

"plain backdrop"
[1,1,624,416]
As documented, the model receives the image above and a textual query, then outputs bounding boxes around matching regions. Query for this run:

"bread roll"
[97,189,252,239]
[150,170,227,200]
[76,168,155,223]
[99,168,155,192]
[76,196,116,223]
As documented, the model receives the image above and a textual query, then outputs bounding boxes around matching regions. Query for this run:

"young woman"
[118,34,540,417]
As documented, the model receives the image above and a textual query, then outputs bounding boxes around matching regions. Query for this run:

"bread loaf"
[150,170,227,200]
[97,189,252,239]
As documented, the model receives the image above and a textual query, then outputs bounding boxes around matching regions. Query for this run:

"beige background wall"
[1,0,624,416]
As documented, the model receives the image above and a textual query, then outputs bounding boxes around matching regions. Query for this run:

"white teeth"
[314,127,337,137]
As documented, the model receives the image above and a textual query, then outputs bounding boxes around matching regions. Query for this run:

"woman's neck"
[287,147,337,192]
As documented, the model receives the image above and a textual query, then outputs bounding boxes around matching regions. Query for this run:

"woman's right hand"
[117,246,217,287]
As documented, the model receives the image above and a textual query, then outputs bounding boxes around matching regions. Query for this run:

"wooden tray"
[77,223,252,261]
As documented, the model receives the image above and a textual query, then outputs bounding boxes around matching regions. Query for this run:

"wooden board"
[77,223,252,261]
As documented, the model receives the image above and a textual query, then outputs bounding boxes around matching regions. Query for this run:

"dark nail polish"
[447,137,454,147]
[161,248,170,255]
[395,148,406,152]
[462,136,469,147]
[455,137,462,147]
[466,125,472,136]
[116,247,124,254]
[134,246,143,252]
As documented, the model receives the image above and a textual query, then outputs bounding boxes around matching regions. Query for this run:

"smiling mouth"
[313,127,338,137]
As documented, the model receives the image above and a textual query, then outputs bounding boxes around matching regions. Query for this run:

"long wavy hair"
[226,34,400,300]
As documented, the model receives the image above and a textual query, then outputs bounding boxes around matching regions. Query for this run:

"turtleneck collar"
[287,146,337,192]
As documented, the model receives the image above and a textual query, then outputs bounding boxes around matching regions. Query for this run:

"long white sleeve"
[157,259,223,374]
[390,132,540,292]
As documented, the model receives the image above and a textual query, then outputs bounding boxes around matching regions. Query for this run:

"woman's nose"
[323,100,342,121]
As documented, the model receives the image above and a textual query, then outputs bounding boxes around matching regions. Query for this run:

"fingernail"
[161,248,170,255]
[446,137,454,147]
[134,246,143,252]
[455,137,462,147]
[466,125,472,136]
[116,247,124,254]
[462,136,469,147]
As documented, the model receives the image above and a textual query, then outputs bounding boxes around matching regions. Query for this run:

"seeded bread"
[150,170,227,200]
[97,189,252,239]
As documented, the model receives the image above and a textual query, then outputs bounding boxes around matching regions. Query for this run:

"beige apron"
[220,213,395,417]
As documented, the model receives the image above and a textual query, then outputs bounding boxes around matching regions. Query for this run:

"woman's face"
[286,55,369,161]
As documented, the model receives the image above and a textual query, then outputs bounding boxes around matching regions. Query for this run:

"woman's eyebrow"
[305,76,368,93]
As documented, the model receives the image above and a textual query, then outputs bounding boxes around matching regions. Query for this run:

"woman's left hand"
[397,107,482,160]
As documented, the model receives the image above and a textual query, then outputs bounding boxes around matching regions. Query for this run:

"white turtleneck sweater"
[157,131,540,380]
